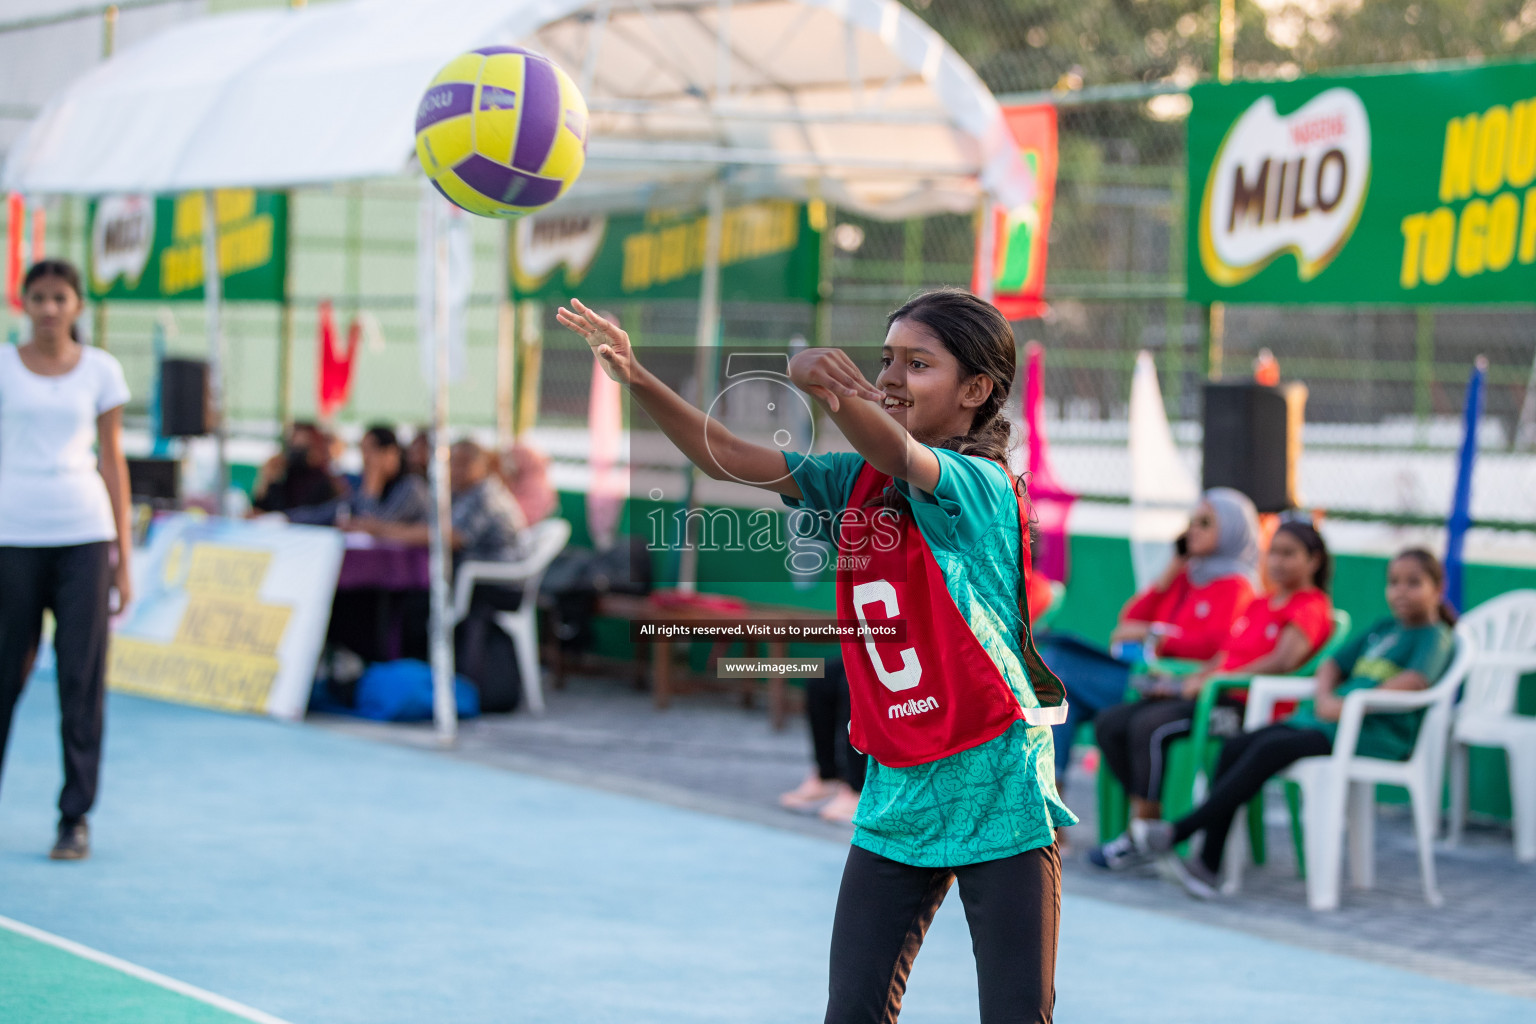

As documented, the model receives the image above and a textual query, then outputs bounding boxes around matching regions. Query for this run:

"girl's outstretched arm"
[557,299,858,499]
[788,348,942,495]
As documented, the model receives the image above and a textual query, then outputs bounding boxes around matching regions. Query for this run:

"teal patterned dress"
[782,446,1078,867]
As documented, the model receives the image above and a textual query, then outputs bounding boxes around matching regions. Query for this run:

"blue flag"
[1445,358,1487,612]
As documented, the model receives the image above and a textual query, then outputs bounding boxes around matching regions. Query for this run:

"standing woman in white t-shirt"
[0,259,132,861]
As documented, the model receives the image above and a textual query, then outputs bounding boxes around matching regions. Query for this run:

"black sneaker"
[49,819,90,861]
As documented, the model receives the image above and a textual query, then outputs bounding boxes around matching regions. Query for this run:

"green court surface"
[0,919,283,1024]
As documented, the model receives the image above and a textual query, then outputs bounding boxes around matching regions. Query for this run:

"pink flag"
[1022,342,1076,583]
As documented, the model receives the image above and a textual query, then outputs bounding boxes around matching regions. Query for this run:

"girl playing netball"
[558,288,1071,1023]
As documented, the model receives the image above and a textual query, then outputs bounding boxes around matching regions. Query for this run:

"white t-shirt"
[0,343,131,546]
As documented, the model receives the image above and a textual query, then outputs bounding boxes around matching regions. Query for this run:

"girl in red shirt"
[1039,488,1260,793]
[1089,522,1334,870]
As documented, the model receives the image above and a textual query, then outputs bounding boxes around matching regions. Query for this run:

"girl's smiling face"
[875,318,991,444]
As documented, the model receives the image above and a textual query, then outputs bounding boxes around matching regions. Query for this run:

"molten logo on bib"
[888,696,940,720]
[1199,87,1371,286]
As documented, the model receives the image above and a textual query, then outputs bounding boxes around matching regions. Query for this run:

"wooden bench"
[547,591,838,730]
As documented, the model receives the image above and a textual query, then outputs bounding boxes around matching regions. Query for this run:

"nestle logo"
[887,696,939,719]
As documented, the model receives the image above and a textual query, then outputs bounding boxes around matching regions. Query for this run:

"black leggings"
[1172,724,1332,874]
[826,843,1060,1024]
[0,543,113,824]
[1094,698,1197,802]
[806,659,866,792]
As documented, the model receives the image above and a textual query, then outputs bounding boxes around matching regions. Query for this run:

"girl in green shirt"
[1136,548,1458,899]
[557,289,1072,1023]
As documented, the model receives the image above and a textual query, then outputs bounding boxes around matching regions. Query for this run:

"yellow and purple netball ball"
[414,46,589,218]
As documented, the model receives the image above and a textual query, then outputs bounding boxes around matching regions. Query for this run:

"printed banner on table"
[510,199,823,304]
[109,514,343,720]
[973,105,1057,320]
[1188,59,1536,304]
[87,189,289,302]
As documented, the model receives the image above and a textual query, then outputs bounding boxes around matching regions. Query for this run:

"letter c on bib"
[852,580,921,692]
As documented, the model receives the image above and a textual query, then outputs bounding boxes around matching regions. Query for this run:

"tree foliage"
[906,0,1536,95]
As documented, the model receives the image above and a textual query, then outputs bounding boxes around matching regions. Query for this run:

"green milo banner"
[87,189,288,302]
[1188,60,1536,304]
[510,199,823,304]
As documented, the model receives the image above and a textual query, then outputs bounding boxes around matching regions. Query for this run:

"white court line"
[0,914,295,1024]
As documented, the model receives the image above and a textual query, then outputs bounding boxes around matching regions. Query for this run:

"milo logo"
[1199,87,1371,285]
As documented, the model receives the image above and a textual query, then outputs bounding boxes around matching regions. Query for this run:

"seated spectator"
[353,438,528,564]
[1131,548,1458,899]
[1089,522,1334,870]
[405,427,432,479]
[252,421,345,515]
[347,425,431,525]
[1038,487,1260,793]
[499,442,558,525]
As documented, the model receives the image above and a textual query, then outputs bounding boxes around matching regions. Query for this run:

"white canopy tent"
[4,0,1033,740]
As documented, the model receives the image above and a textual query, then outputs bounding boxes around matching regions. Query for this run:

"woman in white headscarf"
[1037,488,1261,797]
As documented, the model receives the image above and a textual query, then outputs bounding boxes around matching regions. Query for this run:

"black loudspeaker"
[1201,382,1307,513]
[127,457,179,502]
[159,358,209,437]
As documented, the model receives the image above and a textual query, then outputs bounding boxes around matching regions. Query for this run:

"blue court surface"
[2,679,1531,1024]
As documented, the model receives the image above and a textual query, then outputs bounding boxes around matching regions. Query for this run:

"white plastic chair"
[1230,622,1476,911]
[451,518,572,716]
[1446,590,1536,862]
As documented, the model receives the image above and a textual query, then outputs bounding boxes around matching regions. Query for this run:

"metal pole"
[676,179,726,595]
[277,190,295,430]
[1215,0,1236,84]
[1206,0,1236,383]
[813,197,833,348]
[497,220,516,447]
[93,5,117,353]
[976,199,996,303]
[427,196,457,745]
[202,189,229,507]
[1414,307,1435,449]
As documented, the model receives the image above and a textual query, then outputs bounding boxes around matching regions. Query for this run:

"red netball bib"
[835,460,1068,768]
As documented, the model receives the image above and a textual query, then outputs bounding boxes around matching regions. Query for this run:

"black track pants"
[1172,723,1332,873]
[825,843,1060,1024]
[0,543,113,823]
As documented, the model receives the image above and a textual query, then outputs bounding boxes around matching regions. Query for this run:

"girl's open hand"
[788,348,884,412]
[557,298,636,385]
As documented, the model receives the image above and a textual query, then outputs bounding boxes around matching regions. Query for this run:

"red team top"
[836,462,1067,768]
[1218,588,1333,672]
[1121,569,1254,661]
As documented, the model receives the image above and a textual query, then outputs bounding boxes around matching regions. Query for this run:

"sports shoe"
[1087,831,1149,871]
[1130,818,1175,855]
[49,819,90,861]
[1165,856,1221,900]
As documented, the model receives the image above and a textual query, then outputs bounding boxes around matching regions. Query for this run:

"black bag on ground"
[541,536,654,653]
[453,598,523,713]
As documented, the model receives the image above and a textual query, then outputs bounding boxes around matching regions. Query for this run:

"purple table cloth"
[337,542,432,591]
